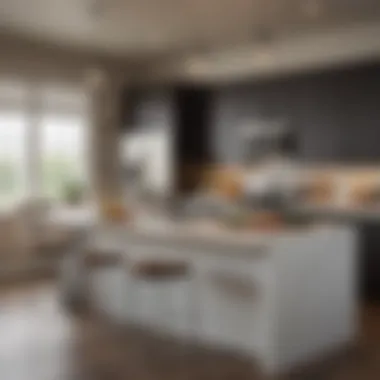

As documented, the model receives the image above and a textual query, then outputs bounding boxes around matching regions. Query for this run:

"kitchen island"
[80,222,357,375]
[292,203,380,301]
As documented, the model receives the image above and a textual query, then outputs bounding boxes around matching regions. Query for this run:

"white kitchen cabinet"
[86,224,357,375]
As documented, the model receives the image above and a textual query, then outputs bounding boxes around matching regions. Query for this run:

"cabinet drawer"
[198,255,273,353]
[200,253,272,286]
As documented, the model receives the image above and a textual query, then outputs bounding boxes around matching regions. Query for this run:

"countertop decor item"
[101,200,130,224]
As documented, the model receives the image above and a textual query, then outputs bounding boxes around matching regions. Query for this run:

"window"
[0,111,27,206]
[40,114,87,201]
[0,78,89,208]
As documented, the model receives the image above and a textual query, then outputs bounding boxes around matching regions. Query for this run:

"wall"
[212,62,380,164]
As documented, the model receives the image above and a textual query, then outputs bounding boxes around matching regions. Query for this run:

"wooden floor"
[0,281,379,380]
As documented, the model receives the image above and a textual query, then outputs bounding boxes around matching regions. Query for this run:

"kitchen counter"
[75,222,358,375]
[91,217,323,254]
[293,202,380,222]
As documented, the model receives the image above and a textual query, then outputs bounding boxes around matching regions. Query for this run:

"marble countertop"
[93,219,330,257]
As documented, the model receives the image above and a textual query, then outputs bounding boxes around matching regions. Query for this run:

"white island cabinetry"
[89,225,357,375]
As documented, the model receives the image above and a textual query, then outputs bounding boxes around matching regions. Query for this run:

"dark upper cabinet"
[211,62,380,164]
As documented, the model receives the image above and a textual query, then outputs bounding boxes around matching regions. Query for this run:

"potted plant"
[62,180,85,205]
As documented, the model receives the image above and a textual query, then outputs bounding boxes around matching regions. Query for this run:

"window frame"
[0,77,89,207]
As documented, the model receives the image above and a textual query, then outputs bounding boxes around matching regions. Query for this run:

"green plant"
[61,180,85,204]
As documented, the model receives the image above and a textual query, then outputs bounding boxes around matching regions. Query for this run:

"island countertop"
[91,220,342,257]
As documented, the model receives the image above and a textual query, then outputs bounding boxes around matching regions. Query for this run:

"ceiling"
[1,0,380,59]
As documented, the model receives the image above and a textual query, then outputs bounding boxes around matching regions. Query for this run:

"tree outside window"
[41,115,87,204]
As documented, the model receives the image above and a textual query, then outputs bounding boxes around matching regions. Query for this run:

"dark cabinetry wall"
[173,88,214,193]
[125,89,174,133]
[212,63,380,164]
[123,63,380,165]
[174,88,213,165]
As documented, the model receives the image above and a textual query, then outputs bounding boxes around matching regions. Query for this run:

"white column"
[25,79,41,199]
[85,68,123,207]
